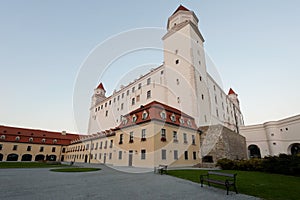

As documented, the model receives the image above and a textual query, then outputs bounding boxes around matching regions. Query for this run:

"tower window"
[137,95,140,102]
[176,79,180,85]
[201,94,204,100]
[175,59,179,64]
[147,90,151,99]
[147,78,151,85]
[132,98,135,105]
[138,83,141,89]
[105,110,108,117]
[127,90,129,96]
[132,87,135,93]
[199,76,202,81]
[175,49,178,54]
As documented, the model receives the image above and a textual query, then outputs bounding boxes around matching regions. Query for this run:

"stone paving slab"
[0,164,260,200]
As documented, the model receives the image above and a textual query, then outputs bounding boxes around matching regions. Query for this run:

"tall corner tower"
[162,5,211,126]
[92,83,106,107]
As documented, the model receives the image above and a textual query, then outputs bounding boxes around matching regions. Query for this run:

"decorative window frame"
[179,117,185,124]
[160,110,166,120]
[142,111,148,120]
[170,113,176,122]
[132,114,137,123]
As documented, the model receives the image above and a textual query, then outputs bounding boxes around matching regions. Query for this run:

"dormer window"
[29,137,33,142]
[0,135,5,140]
[142,111,148,120]
[170,113,176,122]
[187,119,192,126]
[41,138,46,143]
[132,114,137,123]
[160,111,166,120]
[122,117,128,125]
[15,136,20,141]
[179,117,185,124]
[53,139,57,144]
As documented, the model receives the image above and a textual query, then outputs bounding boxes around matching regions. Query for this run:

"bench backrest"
[208,171,236,178]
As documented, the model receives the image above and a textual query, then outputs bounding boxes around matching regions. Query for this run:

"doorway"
[128,150,133,166]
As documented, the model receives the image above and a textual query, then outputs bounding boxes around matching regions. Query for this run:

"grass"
[168,169,300,200]
[50,168,101,172]
[0,162,67,168]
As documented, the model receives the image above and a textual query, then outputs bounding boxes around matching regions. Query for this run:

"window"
[127,90,129,96]
[199,76,202,81]
[129,132,134,143]
[114,97,116,103]
[184,151,188,160]
[91,143,94,150]
[105,102,107,107]
[142,111,148,120]
[132,87,135,93]
[193,151,197,160]
[215,95,218,104]
[201,94,204,100]
[0,144,2,150]
[132,98,135,105]
[177,97,180,103]
[15,136,20,141]
[192,135,196,145]
[136,95,140,102]
[216,109,219,117]
[147,78,151,85]
[105,110,108,117]
[95,143,98,150]
[161,128,166,139]
[173,131,178,142]
[202,156,213,163]
[101,105,103,109]
[147,90,151,99]
[13,145,18,150]
[141,129,146,141]
[27,146,32,151]
[161,149,166,160]
[99,153,102,160]
[109,153,112,160]
[117,95,120,101]
[104,141,107,149]
[122,93,124,98]
[118,151,122,160]
[174,150,178,160]
[100,141,103,149]
[141,149,146,160]
[213,85,216,91]
[161,70,164,75]
[176,79,179,85]
[160,111,166,120]
[183,133,187,143]
[109,100,111,105]
[110,140,113,148]
[52,147,56,152]
[121,103,124,110]
[119,134,123,144]
[86,144,89,150]
[138,83,141,89]
[175,59,179,64]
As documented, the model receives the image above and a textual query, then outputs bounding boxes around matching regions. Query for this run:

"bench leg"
[226,186,229,195]
[200,180,203,187]
[234,184,238,194]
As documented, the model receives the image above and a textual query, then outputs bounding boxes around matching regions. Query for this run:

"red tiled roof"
[96,83,105,91]
[0,125,81,145]
[116,101,197,130]
[172,5,190,15]
[228,88,237,95]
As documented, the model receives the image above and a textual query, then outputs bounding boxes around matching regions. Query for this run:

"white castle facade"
[87,5,244,135]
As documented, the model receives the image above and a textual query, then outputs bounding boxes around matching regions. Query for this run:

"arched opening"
[289,143,300,156]
[35,154,45,161]
[248,144,261,158]
[7,153,19,161]
[84,154,88,163]
[21,154,32,161]
[46,155,57,161]
[0,153,3,161]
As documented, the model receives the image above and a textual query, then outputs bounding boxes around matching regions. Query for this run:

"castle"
[0,5,250,167]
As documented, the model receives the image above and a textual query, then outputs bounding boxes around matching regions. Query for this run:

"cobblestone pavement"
[0,164,260,200]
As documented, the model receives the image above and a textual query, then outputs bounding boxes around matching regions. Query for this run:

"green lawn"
[0,162,67,168]
[50,168,101,172]
[168,170,300,200]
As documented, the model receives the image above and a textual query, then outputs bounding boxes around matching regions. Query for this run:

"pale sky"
[1,0,300,133]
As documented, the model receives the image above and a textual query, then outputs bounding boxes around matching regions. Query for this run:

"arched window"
[289,143,300,156]
[248,145,261,158]
[7,153,18,161]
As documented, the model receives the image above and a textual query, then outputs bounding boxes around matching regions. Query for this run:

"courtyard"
[0,164,259,200]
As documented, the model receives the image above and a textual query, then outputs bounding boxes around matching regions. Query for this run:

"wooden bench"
[200,171,238,195]
[154,165,168,175]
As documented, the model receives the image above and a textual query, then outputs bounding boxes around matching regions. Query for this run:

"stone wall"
[199,125,247,167]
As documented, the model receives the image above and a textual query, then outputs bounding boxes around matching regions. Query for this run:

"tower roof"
[172,5,190,15]
[228,88,237,95]
[96,83,105,91]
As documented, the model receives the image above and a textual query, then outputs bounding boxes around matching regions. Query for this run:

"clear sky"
[1,0,300,133]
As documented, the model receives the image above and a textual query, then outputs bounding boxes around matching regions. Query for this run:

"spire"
[228,88,237,95]
[96,83,106,92]
[172,5,190,15]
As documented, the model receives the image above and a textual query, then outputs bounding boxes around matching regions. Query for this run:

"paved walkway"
[0,164,260,200]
